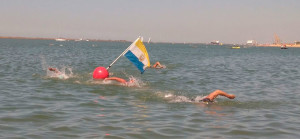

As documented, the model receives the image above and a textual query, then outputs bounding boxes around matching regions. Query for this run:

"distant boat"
[147,37,151,44]
[231,46,240,49]
[75,38,83,42]
[55,38,66,42]
[281,45,288,49]
[211,40,223,45]
[211,40,220,45]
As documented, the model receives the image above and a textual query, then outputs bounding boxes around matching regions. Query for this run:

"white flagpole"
[106,37,140,70]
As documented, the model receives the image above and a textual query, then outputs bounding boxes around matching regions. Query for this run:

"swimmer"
[48,67,61,74]
[104,77,134,85]
[164,89,235,103]
[193,90,235,103]
[151,61,164,68]
[48,67,66,79]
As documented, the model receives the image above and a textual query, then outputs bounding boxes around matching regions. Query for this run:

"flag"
[124,38,150,73]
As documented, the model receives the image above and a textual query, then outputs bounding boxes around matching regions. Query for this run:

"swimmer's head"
[48,67,55,71]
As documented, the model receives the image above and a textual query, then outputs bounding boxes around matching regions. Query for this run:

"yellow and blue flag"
[124,38,150,73]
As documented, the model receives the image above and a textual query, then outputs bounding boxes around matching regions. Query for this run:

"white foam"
[155,91,192,103]
[155,91,208,103]
[123,76,145,87]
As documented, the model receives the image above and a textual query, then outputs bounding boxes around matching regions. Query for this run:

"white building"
[246,40,257,45]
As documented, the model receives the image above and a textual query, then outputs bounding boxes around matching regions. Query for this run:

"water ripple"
[1,40,300,138]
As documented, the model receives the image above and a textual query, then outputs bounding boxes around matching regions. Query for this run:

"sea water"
[1,39,300,138]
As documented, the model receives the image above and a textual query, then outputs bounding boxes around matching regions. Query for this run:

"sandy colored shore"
[257,44,300,48]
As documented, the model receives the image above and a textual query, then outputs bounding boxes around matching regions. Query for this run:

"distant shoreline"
[0,36,202,44]
[0,36,130,43]
[257,44,300,48]
[1,36,300,47]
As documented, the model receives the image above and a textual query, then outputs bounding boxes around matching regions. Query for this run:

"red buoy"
[93,67,109,79]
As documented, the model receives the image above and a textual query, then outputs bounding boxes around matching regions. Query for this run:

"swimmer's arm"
[104,77,127,84]
[205,90,235,101]
[152,61,163,68]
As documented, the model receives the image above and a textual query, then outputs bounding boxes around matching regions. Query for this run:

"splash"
[39,55,73,80]
[122,71,146,87]
[123,76,145,87]
[46,66,74,79]
[163,93,193,103]
[155,91,207,103]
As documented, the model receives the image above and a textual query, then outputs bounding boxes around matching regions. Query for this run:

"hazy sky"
[1,0,299,43]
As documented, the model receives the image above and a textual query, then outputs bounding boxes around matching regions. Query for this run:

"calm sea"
[1,39,300,138]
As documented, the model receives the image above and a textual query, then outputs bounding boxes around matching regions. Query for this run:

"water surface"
[1,39,300,138]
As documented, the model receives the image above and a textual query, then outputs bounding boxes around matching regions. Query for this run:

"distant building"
[295,41,300,45]
[246,40,257,46]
